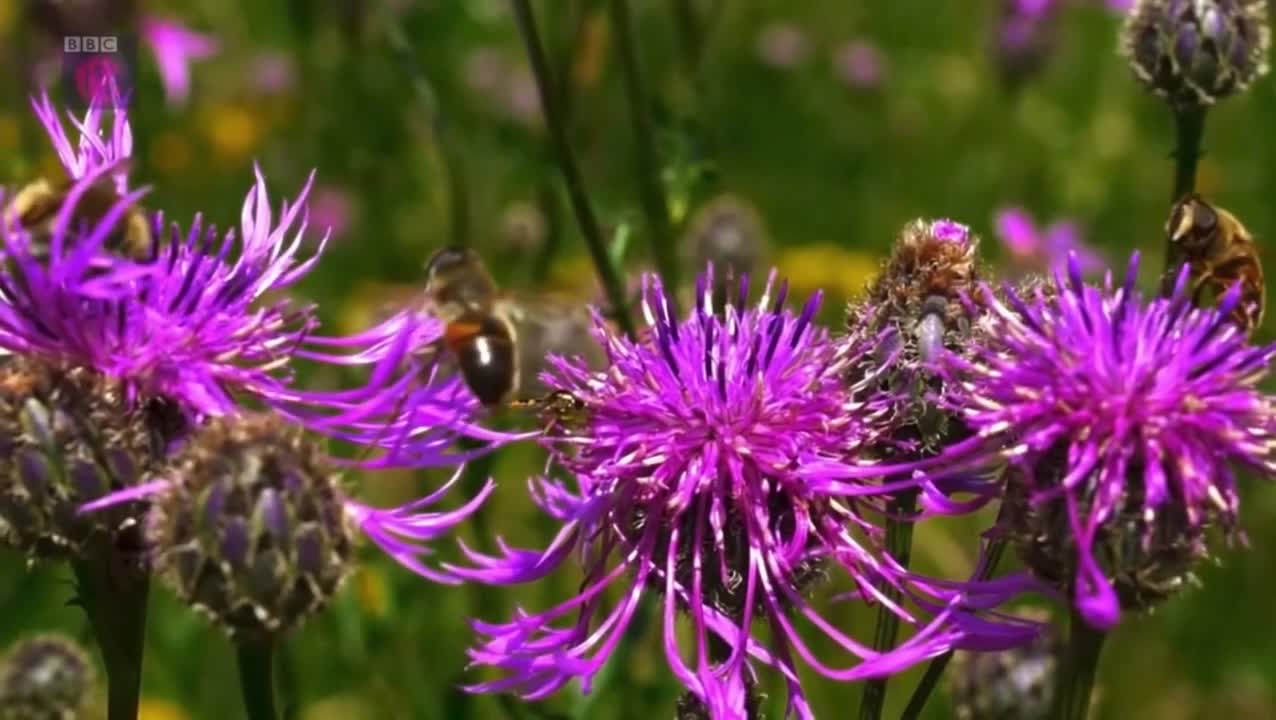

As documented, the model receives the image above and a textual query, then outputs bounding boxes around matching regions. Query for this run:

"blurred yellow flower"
[149,131,193,176]
[776,245,879,299]
[354,565,390,619]
[203,105,262,163]
[138,698,191,720]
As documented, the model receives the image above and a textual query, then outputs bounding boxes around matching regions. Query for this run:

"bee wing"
[495,292,602,400]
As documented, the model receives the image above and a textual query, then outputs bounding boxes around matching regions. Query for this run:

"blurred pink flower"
[308,185,357,242]
[251,51,297,95]
[831,40,887,90]
[993,207,1105,275]
[755,23,811,69]
[140,16,218,106]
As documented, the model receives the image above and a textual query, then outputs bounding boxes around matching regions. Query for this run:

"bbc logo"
[64,36,120,53]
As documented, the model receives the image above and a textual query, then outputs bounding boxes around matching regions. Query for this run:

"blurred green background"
[2,1,1276,718]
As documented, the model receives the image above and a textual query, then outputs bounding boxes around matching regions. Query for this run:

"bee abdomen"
[446,315,517,406]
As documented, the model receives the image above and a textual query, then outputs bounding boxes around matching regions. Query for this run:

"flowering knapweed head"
[936,252,1276,629]
[1122,0,1271,108]
[83,412,496,639]
[949,612,1060,720]
[994,207,1104,277]
[450,265,1039,719]
[0,634,94,720]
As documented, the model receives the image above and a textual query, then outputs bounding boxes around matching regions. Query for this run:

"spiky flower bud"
[1122,0,1271,108]
[0,634,95,720]
[148,414,353,640]
[950,619,1060,720]
[0,357,171,560]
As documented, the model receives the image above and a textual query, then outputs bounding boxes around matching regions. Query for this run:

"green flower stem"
[72,544,149,720]
[1051,606,1106,720]
[857,491,918,720]
[510,0,636,338]
[670,0,704,75]
[610,0,679,291]
[236,638,280,720]
[899,537,1008,720]
[1171,105,1207,202]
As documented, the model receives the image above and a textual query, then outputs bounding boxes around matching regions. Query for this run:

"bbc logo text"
[63,36,120,53]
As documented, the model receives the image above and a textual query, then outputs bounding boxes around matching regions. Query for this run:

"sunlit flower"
[934,254,1276,628]
[451,265,1038,719]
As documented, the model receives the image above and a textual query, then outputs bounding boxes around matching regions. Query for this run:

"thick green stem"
[510,0,636,337]
[72,545,149,720]
[609,0,679,291]
[1051,607,1106,720]
[1171,105,1207,202]
[899,538,1008,720]
[857,491,918,720]
[236,639,280,720]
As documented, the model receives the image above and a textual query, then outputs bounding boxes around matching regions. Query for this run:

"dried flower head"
[950,615,1060,720]
[451,265,1038,719]
[0,356,174,560]
[1122,0,1271,108]
[0,634,94,720]
[936,253,1276,629]
[847,219,984,454]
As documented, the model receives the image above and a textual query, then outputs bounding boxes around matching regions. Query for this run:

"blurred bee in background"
[1162,193,1265,335]
[3,168,155,261]
[420,246,604,409]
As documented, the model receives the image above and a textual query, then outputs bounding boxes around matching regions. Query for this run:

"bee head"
[1168,194,1219,252]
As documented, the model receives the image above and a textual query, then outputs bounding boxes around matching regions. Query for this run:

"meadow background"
[2,1,1276,718]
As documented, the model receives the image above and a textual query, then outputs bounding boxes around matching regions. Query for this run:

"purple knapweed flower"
[1,92,511,567]
[993,207,1104,276]
[449,266,1039,719]
[934,253,1276,629]
[140,16,218,107]
[31,91,133,196]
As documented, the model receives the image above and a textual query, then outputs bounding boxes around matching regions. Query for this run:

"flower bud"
[0,634,94,720]
[950,618,1059,720]
[1122,0,1271,108]
[148,414,353,640]
[0,357,168,560]
[1004,460,1213,615]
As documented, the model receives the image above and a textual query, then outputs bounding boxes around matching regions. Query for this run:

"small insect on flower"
[1161,193,1265,334]
[0,634,95,720]
[934,252,1276,629]
[449,264,1039,719]
[1122,0,1272,108]
[3,169,155,262]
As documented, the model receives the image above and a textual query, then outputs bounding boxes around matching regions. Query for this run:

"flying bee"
[420,247,605,408]
[1162,193,1265,335]
[423,247,518,407]
[3,169,155,261]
